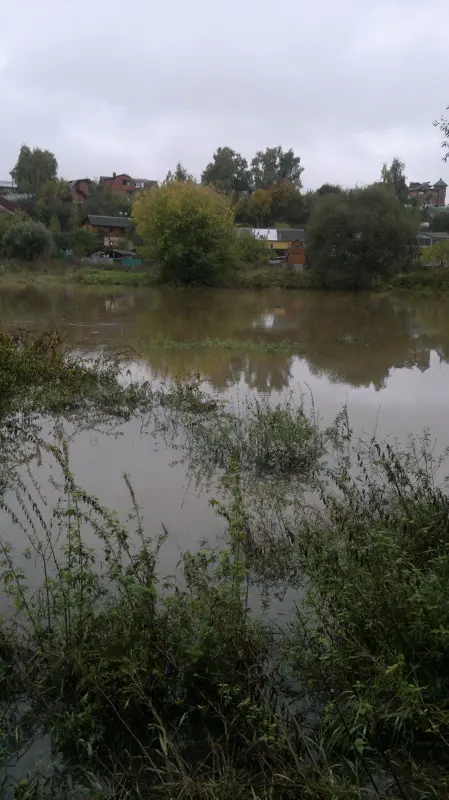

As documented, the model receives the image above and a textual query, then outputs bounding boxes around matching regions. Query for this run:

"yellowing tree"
[133,182,237,286]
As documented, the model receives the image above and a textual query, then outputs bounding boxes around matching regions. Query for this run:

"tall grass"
[0,337,449,797]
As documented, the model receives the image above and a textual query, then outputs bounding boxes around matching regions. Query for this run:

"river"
[2,283,449,568]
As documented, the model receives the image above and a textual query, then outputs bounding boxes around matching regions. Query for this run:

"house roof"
[0,199,14,213]
[277,228,306,242]
[410,180,447,191]
[100,174,134,183]
[69,178,92,186]
[85,214,133,229]
[236,227,306,242]
[236,227,277,240]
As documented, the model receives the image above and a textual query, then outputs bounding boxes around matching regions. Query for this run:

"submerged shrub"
[183,398,325,488]
[287,436,449,784]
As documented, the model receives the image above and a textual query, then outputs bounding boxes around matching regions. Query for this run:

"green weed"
[0,337,448,798]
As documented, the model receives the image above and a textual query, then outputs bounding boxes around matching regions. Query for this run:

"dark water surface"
[2,283,449,560]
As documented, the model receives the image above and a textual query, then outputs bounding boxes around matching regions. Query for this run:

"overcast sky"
[1,0,448,189]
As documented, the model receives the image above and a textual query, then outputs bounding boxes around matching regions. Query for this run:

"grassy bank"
[390,267,449,292]
[0,261,315,291]
[0,334,449,797]
[1,259,449,293]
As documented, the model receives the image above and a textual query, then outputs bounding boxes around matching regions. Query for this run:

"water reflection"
[1,285,449,393]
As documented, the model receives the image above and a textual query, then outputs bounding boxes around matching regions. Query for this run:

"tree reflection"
[3,285,449,392]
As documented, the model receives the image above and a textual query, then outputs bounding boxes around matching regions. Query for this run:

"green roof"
[434,178,447,188]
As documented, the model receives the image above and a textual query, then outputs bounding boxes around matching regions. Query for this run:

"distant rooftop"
[84,214,133,229]
[236,227,306,242]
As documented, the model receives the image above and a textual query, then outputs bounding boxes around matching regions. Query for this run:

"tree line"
[2,112,449,287]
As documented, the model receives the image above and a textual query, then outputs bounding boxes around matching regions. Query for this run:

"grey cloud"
[1,0,448,187]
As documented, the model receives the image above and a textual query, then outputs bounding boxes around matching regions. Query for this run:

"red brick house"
[70,178,92,203]
[99,174,158,197]
[408,179,447,207]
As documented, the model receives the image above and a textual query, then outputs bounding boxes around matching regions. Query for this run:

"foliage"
[381,156,408,204]
[54,227,99,256]
[133,335,304,353]
[164,161,195,184]
[236,230,269,264]
[0,330,152,419]
[34,180,74,231]
[133,181,237,286]
[202,147,251,195]
[1,346,449,796]
[420,240,449,267]
[433,105,449,161]
[235,181,304,227]
[235,188,273,227]
[251,146,303,190]
[82,183,132,217]
[2,220,53,262]
[75,269,157,287]
[307,185,418,289]
[391,267,449,291]
[10,145,58,194]
[288,435,449,794]
[317,183,342,196]
[430,211,449,232]
[0,210,26,253]
[183,397,325,490]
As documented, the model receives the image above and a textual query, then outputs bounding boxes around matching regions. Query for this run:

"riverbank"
[1,260,449,293]
[0,333,448,798]
[0,261,317,290]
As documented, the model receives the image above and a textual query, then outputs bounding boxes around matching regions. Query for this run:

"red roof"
[0,198,20,213]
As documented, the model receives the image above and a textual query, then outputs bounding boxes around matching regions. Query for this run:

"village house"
[70,178,92,203]
[236,228,307,266]
[0,197,25,214]
[70,175,157,203]
[99,174,157,197]
[82,214,134,248]
[408,179,447,207]
[237,228,306,250]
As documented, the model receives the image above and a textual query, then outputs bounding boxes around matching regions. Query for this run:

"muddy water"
[2,284,449,567]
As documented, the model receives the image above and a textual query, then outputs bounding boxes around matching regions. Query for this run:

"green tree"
[133,182,237,286]
[270,181,304,225]
[2,220,52,261]
[308,185,417,289]
[317,183,342,196]
[164,162,195,184]
[82,183,132,217]
[0,210,26,247]
[420,240,449,267]
[10,145,58,194]
[54,227,100,257]
[202,147,251,194]
[34,180,73,231]
[245,189,273,227]
[251,146,303,190]
[236,231,269,264]
[380,157,408,204]
[430,211,449,232]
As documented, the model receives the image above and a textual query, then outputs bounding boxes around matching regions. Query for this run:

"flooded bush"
[183,398,325,486]
[1,340,449,797]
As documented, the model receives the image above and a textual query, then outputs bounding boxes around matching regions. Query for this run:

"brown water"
[3,284,449,567]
